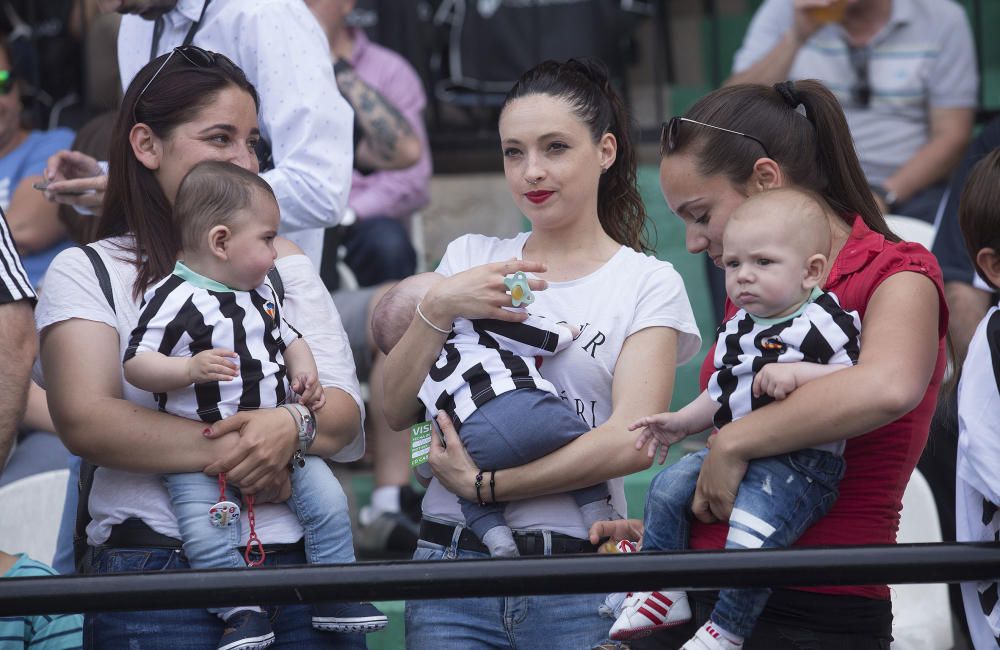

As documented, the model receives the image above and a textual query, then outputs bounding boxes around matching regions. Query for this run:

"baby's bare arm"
[284,338,325,410]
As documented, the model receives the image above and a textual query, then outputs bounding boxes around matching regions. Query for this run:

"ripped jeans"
[642,447,845,639]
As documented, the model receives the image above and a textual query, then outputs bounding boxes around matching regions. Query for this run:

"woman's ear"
[802,253,828,289]
[749,158,785,193]
[129,123,161,171]
[975,247,1000,289]
[598,132,617,174]
[208,225,231,260]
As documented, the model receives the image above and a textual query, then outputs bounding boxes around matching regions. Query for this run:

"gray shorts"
[332,286,378,382]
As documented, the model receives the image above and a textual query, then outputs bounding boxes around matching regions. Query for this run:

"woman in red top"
[618,80,946,647]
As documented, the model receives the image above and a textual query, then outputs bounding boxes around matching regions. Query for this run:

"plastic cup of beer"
[806,0,847,24]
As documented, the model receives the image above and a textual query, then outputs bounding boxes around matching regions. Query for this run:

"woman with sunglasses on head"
[34,48,368,649]
[598,80,947,649]
[379,58,701,648]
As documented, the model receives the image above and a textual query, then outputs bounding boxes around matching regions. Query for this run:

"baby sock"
[707,620,744,647]
[482,526,519,557]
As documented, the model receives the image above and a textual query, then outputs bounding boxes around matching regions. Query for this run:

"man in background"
[307,0,432,557]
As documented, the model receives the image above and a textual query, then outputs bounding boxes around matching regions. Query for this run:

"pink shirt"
[348,29,432,220]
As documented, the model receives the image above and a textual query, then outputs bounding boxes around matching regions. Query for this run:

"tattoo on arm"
[336,67,416,165]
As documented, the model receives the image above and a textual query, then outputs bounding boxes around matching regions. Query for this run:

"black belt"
[103,518,305,554]
[419,519,598,556]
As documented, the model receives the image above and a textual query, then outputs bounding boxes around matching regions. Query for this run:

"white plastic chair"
[0,469,70,567]
[890,468,956,650]
[885,214,936,249]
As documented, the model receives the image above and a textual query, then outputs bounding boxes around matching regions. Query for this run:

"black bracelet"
[489,470,496,504]
[475,471,486,506]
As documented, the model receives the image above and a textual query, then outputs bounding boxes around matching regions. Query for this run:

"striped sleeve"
[123,275,191,364]
[27,612,83,649]
[0,209,35,303]
[473,312,574,357]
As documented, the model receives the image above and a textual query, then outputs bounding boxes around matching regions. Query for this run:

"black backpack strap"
[73,461,97,571]
[74,244,115,569]
[267,266,284,303]
[79,244,115,313]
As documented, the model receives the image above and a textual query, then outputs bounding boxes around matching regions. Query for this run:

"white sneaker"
[608,590,691,640]
[681,622,744,650]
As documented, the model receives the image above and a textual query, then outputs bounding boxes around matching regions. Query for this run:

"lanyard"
[149,0,213,61]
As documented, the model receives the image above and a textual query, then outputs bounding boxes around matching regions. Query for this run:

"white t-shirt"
[34,237,365,546]
[420,233,701,537]
[956,306,1000,648]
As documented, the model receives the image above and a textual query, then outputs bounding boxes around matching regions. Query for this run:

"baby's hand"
[629,413,690,465]
[187,349,238,384]
[752,364,799,400]
[292,373,326,411]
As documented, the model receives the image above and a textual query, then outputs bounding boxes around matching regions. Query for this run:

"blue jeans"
[642,448,845,638]
[165,457,356,614]
[343,216,417,287]
[405,539,609,649]
[458,390,608,543]
[83,545,366,649]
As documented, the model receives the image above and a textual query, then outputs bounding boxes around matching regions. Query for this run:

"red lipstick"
[525,190,553,204]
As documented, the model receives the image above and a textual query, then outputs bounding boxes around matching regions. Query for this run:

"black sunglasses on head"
[132,45,238,122]
[661,116,771,159]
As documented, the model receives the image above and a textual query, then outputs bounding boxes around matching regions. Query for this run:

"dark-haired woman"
[34,49,366,648]
[380,59,701,647]
[598,79,947,649]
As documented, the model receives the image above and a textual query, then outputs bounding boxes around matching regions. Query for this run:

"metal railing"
[2,542,998,616]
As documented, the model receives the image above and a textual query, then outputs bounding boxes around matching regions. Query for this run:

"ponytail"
[503,58,648,251]
[668,80,897,242]
[792,80,895,241]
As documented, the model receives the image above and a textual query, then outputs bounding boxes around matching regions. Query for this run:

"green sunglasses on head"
[0,70,16,95]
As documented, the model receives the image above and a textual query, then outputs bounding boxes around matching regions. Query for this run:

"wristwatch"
[282,403,316,455]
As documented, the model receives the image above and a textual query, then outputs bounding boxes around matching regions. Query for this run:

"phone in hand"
[32,180,91,196]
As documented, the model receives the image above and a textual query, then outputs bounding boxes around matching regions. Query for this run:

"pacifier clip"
[210,472,266,567]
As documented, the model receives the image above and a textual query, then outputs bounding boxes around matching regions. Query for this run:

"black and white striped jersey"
[418,312,574,431]
[124,273,300,422]
[708,291,861,430]
[0,209,34,303]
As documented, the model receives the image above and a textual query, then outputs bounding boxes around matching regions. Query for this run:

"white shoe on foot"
[608,590,691,640]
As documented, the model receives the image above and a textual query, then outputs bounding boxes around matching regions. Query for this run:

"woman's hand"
[691,430,748,524]
[427,411,480,502]
[420,259,548,326]
[202,407,299,497]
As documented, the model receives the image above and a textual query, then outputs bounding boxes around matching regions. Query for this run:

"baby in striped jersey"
[123,161,386,650]
[373,271,618,558]
[609,188,862,650]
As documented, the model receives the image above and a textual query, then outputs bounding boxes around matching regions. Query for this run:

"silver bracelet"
[416,302,451,335]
